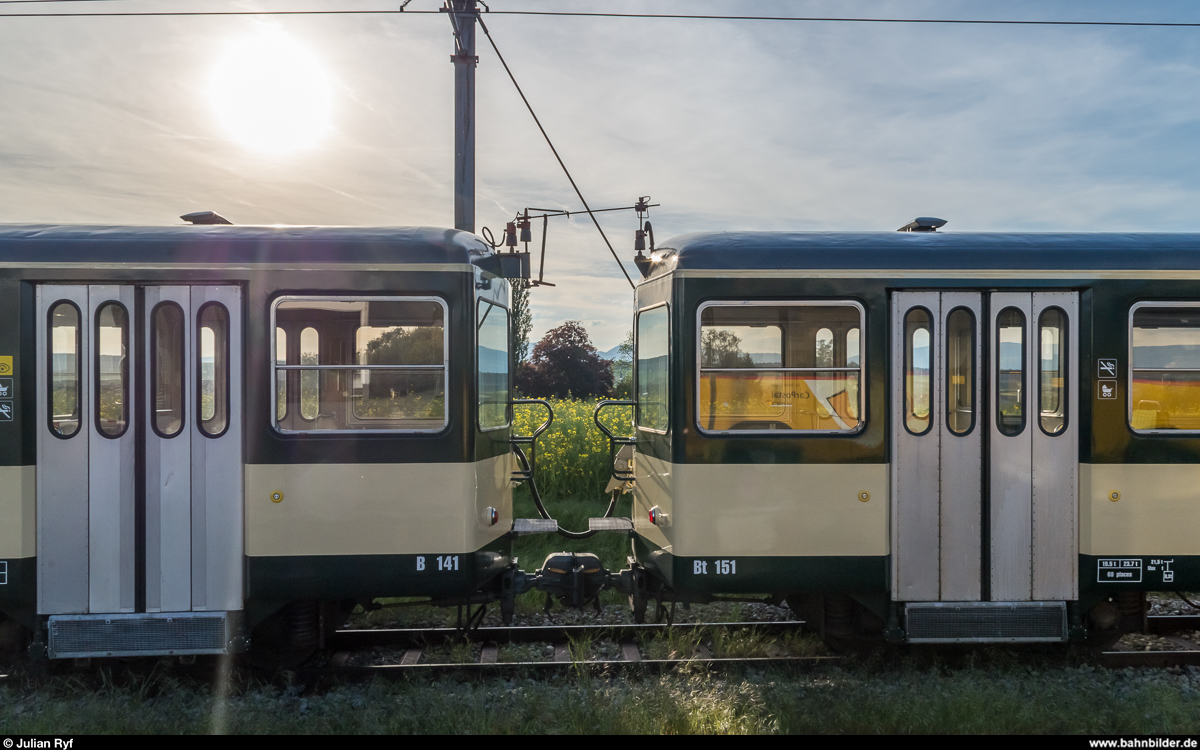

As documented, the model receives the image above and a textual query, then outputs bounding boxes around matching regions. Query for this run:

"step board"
[905,601,1067,643]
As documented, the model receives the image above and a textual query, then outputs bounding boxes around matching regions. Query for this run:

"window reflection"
[477,301,510,430]
[152,303,185,437]
[273,298,447,432]
[698,304,862,432]
[905,308,932,434]
[1039,308,1066,435]
[1131,306,1200,430]
[49,302,81,438]
[997,307,1026,436]
[95,302,128,437]
[946,308,975,436]
[198,304,229,437]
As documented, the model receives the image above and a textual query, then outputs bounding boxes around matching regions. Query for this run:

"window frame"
[476,297,512,433]
[47,299,83,440]
[944,305,977,437]
[93,300,130,440]
[197,302,231,439]
[636,302,670,435]
[150,300,186,439]
[694,299,866,436]
[1037,306,1068,437]
[903,306,934,437]
[995,306,1027,437]
[1128,300,1200,435]
[270,295,451,435]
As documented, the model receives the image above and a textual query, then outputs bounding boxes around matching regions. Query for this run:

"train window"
[904,308,933,435]
[198,303,230,437]
[1039,307,1067,435]
[276,328,287,421]
[95,301,129,438]
[48,301,81,438]
[273,297,448,433]
[477,300,510,431]
[697,302,863,433]
[946,308,975,436]
[637,304,669,432]
[1130,304,1200,431]
[151,302,185,438]
[996,307,1026,436]
[299,327,319,420]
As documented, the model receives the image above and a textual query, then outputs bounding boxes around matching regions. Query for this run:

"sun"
[209,29,333,154]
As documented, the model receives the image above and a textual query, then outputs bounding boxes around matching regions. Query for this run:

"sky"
[5,0,1200,350]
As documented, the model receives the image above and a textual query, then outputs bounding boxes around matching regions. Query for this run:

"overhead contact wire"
[5,8,1200,26]
[475,12,636,289]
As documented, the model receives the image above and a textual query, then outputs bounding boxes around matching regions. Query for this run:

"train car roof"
[0,225,492,265]
[650,231,1200,273]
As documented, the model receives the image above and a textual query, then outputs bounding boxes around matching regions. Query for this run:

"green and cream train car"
[0,224,522,659]
[625,230,1200,643]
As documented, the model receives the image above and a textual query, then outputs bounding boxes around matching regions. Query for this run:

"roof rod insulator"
[898,217,947,232]
[180,211,233,225]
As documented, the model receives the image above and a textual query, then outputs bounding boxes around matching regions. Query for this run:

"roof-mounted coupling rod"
[180,211,233,225]
[898,217,947,232]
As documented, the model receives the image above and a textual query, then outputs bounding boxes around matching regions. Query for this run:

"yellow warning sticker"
[0,356,11,376]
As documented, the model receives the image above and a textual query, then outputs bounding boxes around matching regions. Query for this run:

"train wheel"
[787,594,884,652]
[247,601,320,669]
[0,615,29,655]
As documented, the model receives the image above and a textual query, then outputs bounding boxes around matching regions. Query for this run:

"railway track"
[1095,615,1200,668]
[308,620,835,678]
[2,615,1198,682]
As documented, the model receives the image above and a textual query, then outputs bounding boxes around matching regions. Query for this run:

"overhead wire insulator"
[505,221,518,249]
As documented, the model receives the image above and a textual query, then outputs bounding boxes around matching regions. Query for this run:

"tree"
[511,279,533,365]
[700,328,754,368]
[612,330,633,398]
[517,320,613,398]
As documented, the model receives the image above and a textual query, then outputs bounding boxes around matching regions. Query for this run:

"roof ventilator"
[180,211,233,225]
[897,217,947,232]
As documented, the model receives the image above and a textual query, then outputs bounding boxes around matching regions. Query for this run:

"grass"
[4,660,1200,734]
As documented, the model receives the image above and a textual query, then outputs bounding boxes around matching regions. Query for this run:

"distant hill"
[598,344,625,361]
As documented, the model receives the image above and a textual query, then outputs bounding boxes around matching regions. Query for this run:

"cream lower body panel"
[633,456,888,557]
[1082,463,1200,556]
[246,455,514,557]
[0,465,36,559]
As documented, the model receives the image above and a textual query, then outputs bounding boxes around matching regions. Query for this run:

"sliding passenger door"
[891,292,983,602]
[989,292,1078,601]
[37,285,242,617]
[144,286,243,613]
[891,290,1078,604]
[38,285,137,614]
